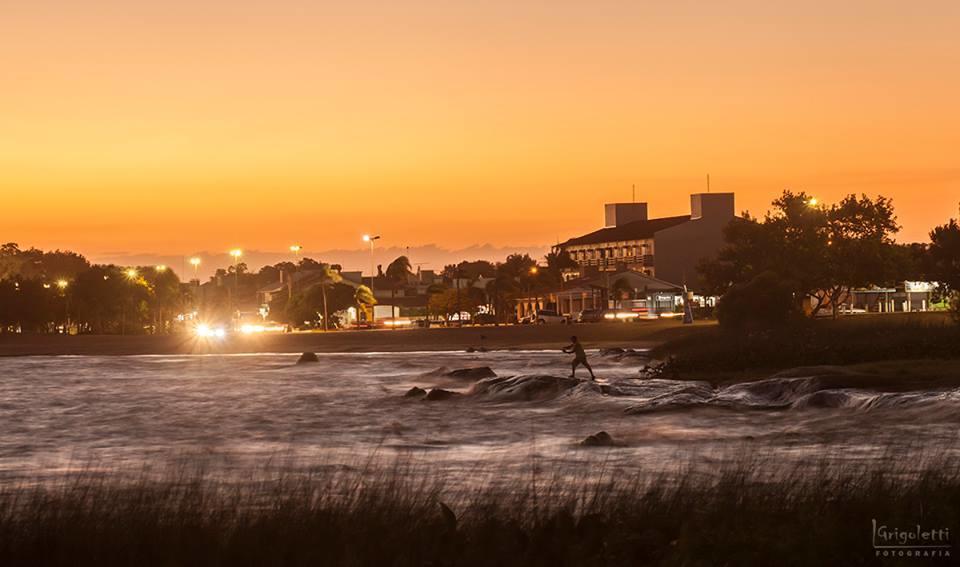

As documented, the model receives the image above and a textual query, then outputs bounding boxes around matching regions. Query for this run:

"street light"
[55,279,70,333]
[189,257,201,280]
[362,235,381,324]
[290,244,302,255]
[229,249,243,318]
[125,268,138,280]
[155,264,167,272]
[807,197,819,207]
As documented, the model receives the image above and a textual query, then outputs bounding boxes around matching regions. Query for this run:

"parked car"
[576,309,607,323]
[531,309,568,324]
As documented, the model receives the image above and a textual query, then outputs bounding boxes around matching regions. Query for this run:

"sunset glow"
[5,1,958,257]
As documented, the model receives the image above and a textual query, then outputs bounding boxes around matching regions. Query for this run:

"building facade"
[556,193,735,290]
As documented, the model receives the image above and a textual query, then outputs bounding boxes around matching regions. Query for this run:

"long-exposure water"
[2,350,958,485]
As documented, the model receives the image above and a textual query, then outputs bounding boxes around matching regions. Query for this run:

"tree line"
[0,243,186,334]
[700,191,960,330]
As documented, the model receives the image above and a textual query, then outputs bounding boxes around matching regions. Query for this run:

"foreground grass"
[655,313,960,381]
[1,458,957,566]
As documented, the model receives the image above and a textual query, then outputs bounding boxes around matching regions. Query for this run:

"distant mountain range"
[89,244,551,280]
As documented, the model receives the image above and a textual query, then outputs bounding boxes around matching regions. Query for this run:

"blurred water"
[1,350,958,484]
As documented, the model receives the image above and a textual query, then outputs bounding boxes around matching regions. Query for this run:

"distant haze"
[89,244,551,280]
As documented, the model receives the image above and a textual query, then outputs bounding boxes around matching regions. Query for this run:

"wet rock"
[422,367,497,380]
[601,347,649,363]
[793,389,854,409]
[623,384,715,414]
[446,367,497,380]
[718,377,822,407]
[424,388,462,401]
[404,387,427,399]
[468,375,580,402]
[581,431,615,447]
[296,352,319,364]
[599,348,625,357]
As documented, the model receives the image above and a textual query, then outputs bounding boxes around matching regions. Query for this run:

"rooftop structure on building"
[556,193,735,290]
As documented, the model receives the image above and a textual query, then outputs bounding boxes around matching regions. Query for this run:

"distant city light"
[155,265,167,272]
[125,269,138,279]
[56,279,68,289]
[807,197,819,207]
[290,244,302,253]
[189,257,201,267]
[529,266,539,274]
[229,249,243,259]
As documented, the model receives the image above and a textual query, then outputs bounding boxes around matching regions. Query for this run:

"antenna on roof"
[632,184,635,203]
[707,174,711,193]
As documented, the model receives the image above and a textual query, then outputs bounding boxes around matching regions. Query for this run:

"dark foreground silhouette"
[1,458,956,566]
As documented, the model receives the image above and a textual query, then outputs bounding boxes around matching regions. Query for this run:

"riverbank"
[0,319,710,357]
[653,312,960,388]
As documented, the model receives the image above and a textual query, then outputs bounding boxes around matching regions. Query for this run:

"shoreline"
[0,320,710,357]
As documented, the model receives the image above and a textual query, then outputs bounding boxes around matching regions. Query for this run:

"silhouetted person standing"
[563,336,595,381]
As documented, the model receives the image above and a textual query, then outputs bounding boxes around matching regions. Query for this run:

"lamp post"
[122,268,138,335]
[230,249,243,285]
[189,257,201,283]
[229,249,243,320]
[56,279,69,333]
[362,235,380,324]
[527,266,539,319]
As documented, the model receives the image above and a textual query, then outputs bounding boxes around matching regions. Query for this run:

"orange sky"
[4,0,959,258]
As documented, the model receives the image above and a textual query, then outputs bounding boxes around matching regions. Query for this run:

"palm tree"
[316,264,342,331]
[354,284,376,328]
[384,256,412,322]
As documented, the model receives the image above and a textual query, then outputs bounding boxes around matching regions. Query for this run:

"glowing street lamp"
[362,235,381,324]
[125,268,138,280]
[189,257,201,280]
[290,244,303,255]
[807,197,819,207]
[229,249,243,313]
[155,264,167,272]
[55,279,70,332]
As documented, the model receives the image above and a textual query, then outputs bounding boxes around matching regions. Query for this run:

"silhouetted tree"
[701,191,901,318]
[928,219,960,318]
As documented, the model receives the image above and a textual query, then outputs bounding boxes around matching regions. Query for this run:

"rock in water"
[581,431,615,446]
[404,387,427,399]
[424,388,461,401]
[468,375,580,402]
[446,367,497,380]
[296,352,319,364]
[421,367,497,380]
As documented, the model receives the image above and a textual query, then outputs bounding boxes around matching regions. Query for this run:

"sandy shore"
[0,320,712,357]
